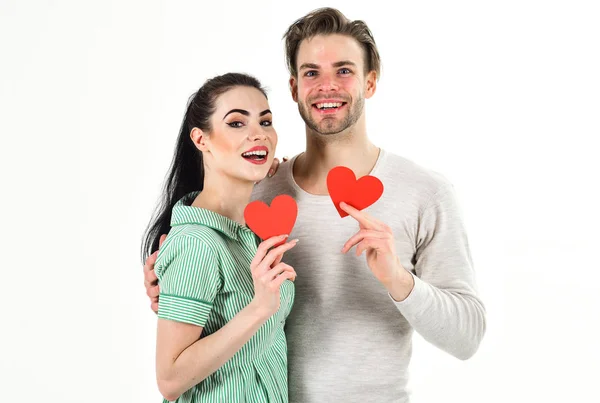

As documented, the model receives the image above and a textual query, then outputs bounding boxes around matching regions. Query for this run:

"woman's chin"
[240,170,269,184]
[253,172,269,183]
[230,160,272,183]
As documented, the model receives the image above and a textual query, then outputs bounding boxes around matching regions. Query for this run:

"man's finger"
[144,267,158,284]
[359,209,385,227]
[356,238,381,256]
[341,230,388,253]
[357,210,391,234]
[143,251,158,272]
[339,202,378,229]
[147,285,160,298]
[268,158,280,178]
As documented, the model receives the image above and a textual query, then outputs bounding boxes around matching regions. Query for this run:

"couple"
[142,7,486,403]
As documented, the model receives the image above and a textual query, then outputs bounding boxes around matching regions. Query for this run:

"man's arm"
[143,234,166,313]
[340,181,486,360]
[389,182,486,360]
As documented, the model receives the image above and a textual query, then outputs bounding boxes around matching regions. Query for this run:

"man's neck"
[293,122,380,195]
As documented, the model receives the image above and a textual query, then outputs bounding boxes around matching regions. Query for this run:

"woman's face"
[193,86,277,183]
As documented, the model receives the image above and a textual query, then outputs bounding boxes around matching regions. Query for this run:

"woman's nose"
[249,125,267,141]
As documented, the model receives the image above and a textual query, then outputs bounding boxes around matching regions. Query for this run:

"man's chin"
[303,115,337,133]
[314,121,347,135]
[299,109,349,135]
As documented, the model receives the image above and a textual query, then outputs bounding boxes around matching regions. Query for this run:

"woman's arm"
[156,234,297,401]
[156,300,269,401]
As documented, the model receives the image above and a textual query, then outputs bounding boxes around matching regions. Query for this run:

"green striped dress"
[155,192,295,403]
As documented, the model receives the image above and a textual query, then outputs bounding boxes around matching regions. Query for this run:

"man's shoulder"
[251,158,296,202]
[379,149,454,196]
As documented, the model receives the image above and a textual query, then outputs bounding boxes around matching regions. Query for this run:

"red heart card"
[327,166,384,218]
[244,194,298,246]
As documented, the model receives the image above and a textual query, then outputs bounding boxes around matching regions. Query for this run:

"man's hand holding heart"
[339,202,415,302]
[326,166,414,302]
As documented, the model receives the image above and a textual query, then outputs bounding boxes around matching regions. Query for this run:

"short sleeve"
[156,235,222,327]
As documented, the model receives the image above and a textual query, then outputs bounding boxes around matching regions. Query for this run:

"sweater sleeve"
[390,180,486,360]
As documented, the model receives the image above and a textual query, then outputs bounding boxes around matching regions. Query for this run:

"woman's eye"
[261,120,272,127]
[228,121,244,128]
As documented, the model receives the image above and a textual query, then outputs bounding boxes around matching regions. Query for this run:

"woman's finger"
[251,235,289,270]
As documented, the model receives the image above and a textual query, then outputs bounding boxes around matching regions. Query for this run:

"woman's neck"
[191,173,254,226]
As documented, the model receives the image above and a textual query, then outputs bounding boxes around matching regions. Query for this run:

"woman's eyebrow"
[223,109,249,119]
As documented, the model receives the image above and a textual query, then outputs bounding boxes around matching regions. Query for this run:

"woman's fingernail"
[268,169,274,177]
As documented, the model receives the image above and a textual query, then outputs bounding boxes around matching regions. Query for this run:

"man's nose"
[317,74,340,92]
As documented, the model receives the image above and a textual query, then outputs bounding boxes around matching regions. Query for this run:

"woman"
[141,73,297,402]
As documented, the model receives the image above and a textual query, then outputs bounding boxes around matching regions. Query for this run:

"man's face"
[290,34,376,135]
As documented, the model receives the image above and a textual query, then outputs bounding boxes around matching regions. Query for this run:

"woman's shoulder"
[170,224,224,245]
[155,225,223,273]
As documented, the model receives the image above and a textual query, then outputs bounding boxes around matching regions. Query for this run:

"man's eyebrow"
[299,61,357,71]
[223,109,249,119]
[332,60,357,68]
[299,63,320,70]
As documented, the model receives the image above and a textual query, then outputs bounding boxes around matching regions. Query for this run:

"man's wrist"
[386,260,415,302]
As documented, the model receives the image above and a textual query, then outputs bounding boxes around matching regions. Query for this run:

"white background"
[1,0,599,402]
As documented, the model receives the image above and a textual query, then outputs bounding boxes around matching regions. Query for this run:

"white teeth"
[242,150,267,157]
[316,102,343,109]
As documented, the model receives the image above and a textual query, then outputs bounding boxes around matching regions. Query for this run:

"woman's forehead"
[214,86,268,112]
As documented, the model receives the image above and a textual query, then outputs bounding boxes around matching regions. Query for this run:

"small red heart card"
[244,194,298,246]
[327,166,384,217]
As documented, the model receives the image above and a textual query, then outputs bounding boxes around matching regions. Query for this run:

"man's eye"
[305,71,317,77]
[339,68,351,74]
[228,121,243,128]
[261,120,272,126]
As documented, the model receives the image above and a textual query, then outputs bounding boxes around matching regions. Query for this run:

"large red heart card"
[244,194,298,246]
[327,166,384,218]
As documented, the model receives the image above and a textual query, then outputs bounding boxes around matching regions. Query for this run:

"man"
[144,7,485,402]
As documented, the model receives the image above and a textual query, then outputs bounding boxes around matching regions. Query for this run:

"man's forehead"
[297,34,364,66]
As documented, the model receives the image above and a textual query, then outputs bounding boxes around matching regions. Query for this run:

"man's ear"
[364,70,377,99]
[289,76,298,103]
[190,127,209,152]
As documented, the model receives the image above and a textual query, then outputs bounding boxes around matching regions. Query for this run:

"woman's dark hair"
[141,72,267,262]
